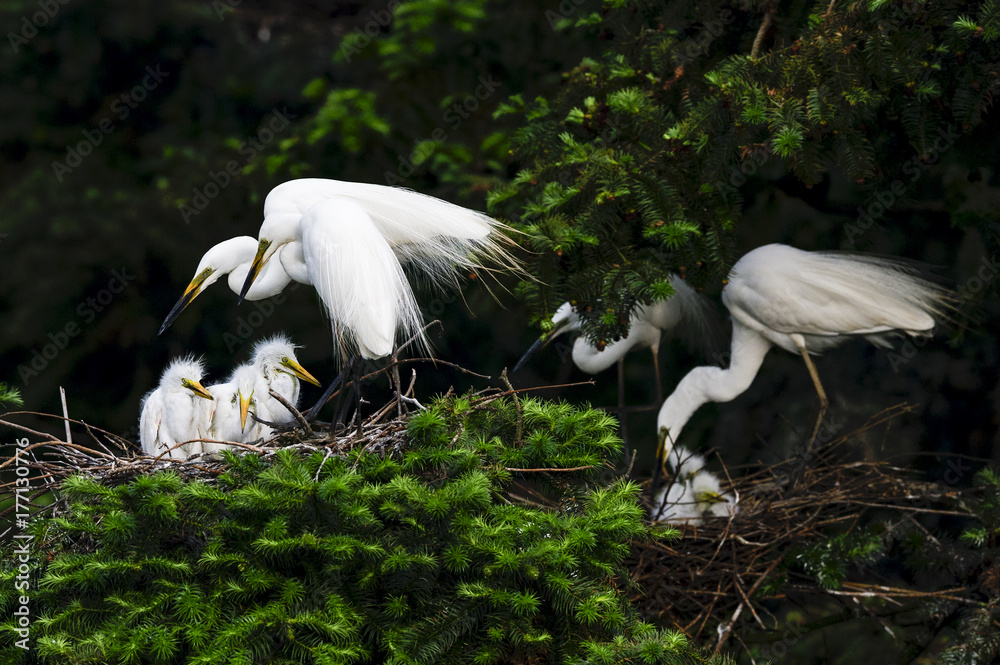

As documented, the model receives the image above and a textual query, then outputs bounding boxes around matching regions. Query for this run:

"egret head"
[226,365,259,431]
[251,334,321,387]
[240,212,301,303]
[511,302,581,372]
[160,356,214,400]
[159,237,259,335]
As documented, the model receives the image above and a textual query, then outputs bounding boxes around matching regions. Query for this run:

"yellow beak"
[238,240,270,304]
[159,269,212,335]
[239,390,253,430]
[282,357,321,387]
[183,379,214,400]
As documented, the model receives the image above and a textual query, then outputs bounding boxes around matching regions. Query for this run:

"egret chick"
[202,364,263,454]
[249,334,321,429]
[140,356,214,459]
[656,243,954,476]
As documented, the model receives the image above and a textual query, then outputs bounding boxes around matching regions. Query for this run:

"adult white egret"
[247,334,321,428]
[655,243,954,474]
[251,177,519,289]
[201,364,262,453]
[158,237,306,334]
[139,356,214,459]
[512,275,718,400]
[239,179,521,361]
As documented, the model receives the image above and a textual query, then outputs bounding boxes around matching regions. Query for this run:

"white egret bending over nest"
[139,356,214,459]
[512,275,718,401]
[246,178,519,296]
[655,243,954,480]
[247,334,321,429]
[158,237,307,334]
[201,364,262,453]
[239,181,520,418]
[240,179,520,357]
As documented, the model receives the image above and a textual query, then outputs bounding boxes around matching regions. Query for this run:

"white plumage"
[202,364,262,454]
[139,356,214,459]
[158,236,305,334]
[656,243,953,464]
[240,178,520,362]
[300,198,421,359]
[516,275,717,375]
[248,334,320,427]
[649,446,738,524]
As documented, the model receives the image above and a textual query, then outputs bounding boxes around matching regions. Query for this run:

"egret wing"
[301,198,425,360]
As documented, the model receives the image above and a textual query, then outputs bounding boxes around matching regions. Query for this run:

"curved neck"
[657,321,772,453]
[229,257,292,301]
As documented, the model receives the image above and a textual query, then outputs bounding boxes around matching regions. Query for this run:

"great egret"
[201,364,262,453]
[655,243,954,473]
[247,334,321,428]
[512,275,717,400]
[239,179,521,361]
[158,236,306,334]
[139,356,214,459]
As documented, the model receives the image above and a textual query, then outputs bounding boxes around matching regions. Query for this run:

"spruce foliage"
[0,396,734,664]
[489,0,1000,345]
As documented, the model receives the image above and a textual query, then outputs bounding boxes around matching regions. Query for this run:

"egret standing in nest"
[238,179,521,417]
[139,356,214,459]
[654,243,954,487]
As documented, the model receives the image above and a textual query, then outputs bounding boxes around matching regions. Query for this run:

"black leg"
[305,363,350,421]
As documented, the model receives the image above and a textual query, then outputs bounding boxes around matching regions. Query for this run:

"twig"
[750,5,776,59]
[59,387,71,444]
[268,389,314,437]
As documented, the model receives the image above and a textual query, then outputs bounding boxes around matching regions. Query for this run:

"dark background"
[0,0,997,532]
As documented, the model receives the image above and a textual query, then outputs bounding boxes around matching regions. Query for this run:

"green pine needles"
[0,383,22,409]
[0,396,733,665]
[489,0,1000,344]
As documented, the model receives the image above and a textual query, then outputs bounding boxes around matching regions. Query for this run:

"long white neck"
[228,259,292,301]
[656,320,772,455]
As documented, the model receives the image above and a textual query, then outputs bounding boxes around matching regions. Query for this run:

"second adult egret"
[139,356,214,459]
[158,237,306,334]
[512,275,718,401]
[655,243,954,474]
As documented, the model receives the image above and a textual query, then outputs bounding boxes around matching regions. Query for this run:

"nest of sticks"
[1,375,981,654]
[628,404,982,651]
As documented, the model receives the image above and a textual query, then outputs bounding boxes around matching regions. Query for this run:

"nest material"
[630,404,981,652]
[1,389,982,655]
